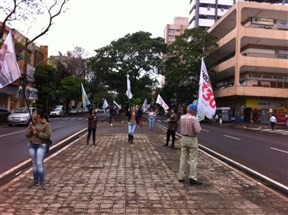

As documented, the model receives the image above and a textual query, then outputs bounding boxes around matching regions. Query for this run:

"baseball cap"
[188,103,197,111]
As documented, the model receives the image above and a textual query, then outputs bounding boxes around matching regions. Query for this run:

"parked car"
[7,107,35,127]
[68,108,78,115]
[0,107,11,123]
[50,107,64,117]
[95,108,104,113]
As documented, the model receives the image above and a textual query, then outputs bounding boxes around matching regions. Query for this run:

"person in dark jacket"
[137,105,143,127]
[87,108,98,145]
[163,108,178,148]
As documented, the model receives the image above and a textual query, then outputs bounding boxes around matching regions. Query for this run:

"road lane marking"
[202,129,209,132]
[270,147,288,154]
[224,135,240,141]
[0,130,25,137]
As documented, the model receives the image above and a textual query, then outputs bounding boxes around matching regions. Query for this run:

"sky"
[25,0,188,57]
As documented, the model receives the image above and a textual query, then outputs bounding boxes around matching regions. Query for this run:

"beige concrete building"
[164,17,189,44]
[0,23,48,112]
[208,1,288,124]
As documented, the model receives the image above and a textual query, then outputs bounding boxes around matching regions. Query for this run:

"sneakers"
[163,144,168,147]
[178,179,203,185]
[28,181,38,188]
[40,184,46,190]
[190,179,203,185]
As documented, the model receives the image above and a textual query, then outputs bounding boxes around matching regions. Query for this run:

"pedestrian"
[137,105,143,127]
[270,114,277,130]
[109,105,115,126]
[163,108,178,148]
[148,108,156,130]
[25,109,52,190]
[126,106,138,144]
[87,108,98,145]
[178,103,203,185]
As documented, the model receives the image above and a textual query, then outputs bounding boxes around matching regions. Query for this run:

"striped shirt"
[180,113,201,137]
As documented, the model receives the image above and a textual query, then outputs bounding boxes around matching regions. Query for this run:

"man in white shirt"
[269,115,277,130]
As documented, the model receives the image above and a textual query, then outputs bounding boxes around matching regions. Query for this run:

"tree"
[59,76,84,113]
[0,0,69,41]
[34,64,59,113]
[162,28,218,105]
[89,31,167,106]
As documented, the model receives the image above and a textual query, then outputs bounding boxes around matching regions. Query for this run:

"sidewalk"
[0,121,288,214]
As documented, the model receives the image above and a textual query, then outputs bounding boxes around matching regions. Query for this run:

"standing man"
[178,103,203,185]
[270,114,277,130]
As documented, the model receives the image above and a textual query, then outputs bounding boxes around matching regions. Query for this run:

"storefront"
[245,99,287,124]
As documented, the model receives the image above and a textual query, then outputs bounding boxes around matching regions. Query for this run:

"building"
[207,1,288,123]
[188,0,288,30]
[188,0,237,30]
[0,24,48,112]
[164,17,189,44]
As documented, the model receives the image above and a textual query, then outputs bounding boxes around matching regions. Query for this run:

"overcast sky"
[25,0,188,57]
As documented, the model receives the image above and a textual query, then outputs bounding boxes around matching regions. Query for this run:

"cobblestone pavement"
[0,122,288,215]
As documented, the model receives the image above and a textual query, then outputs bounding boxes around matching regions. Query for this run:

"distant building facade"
[188,0,288,30]
[164,17,189,44]
[0,23,48,112]
[207,1,288,124]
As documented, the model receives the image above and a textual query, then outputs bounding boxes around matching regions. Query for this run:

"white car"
[50,107,64,117]
[7,107,36,126]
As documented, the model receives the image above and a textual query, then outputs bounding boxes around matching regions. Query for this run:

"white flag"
[142,99,148,112]
[156,94,169,112]
[197,58,216,120]
[113,100,121,109]
[126,75,133,99]
[102,99,109,110]
[0,31,21,89]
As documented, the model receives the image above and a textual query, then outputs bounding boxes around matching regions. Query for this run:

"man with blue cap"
[178,103,203,185]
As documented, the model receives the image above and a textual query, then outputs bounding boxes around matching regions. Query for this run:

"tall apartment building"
[188,0,287,30]
[164,17,189,44]
[207,1,288,124]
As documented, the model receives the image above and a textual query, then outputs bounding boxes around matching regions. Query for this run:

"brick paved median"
[0,122,287,214]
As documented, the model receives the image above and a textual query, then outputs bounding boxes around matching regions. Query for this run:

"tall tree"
[34,64,59,112]
[89,31,167,106]
[59,76,84,113]
[0,0,69,41]
[163,28,218,105]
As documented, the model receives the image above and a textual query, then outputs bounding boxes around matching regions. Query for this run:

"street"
[0,114,287,189]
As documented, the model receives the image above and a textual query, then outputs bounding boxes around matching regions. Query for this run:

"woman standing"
[126,106,138,144]
[87,108,98,145]
[148,108,157,130]
[25,109,52,190]
[163,108,178,148]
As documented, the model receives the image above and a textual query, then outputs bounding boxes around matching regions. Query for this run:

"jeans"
[166,129,176,146]
[87,128,96,139]
[148,117,155,130]
[178,136,198,181]
[128,122,136,136]
[28,143,47,185]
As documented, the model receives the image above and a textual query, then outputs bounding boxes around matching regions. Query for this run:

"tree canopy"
[162,28,218,106]
[89,31,167,106]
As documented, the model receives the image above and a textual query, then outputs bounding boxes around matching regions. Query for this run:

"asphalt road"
[1,113,287,189]
[0,113,109,175]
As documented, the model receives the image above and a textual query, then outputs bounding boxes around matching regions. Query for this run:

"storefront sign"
[252,17,274,26]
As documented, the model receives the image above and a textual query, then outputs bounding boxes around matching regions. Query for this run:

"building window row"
[215,73,288,90]
[243,17,288,31]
